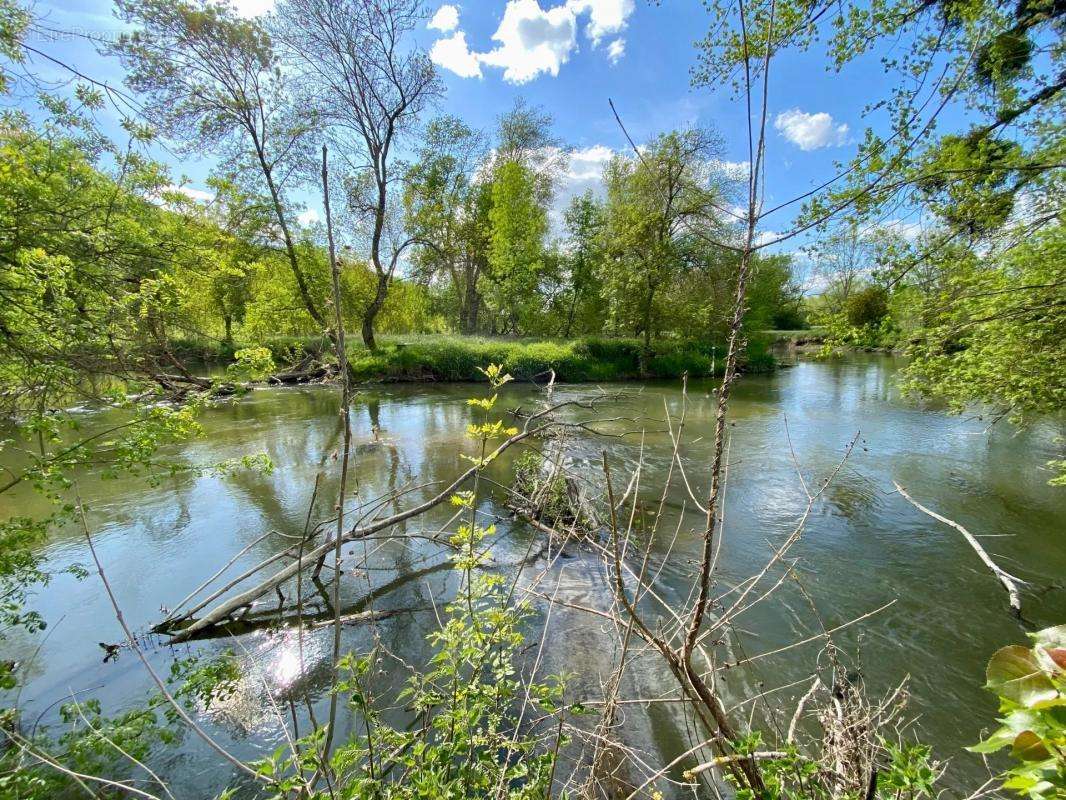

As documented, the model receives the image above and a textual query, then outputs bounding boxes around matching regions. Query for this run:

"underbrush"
[165,334,776,382]
[346,335,775,383]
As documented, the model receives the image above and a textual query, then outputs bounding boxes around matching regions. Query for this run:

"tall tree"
[600,129,733,362]
[110,0,325,333]
[484,160,548,334]
[274,0,441,350]
[560,192,605,337]
[404,116,489,334]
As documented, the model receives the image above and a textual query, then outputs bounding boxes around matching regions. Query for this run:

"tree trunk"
[223,315,233,347]
[461,276,481,334]
[362,273,389,350]
[563,288,578,338]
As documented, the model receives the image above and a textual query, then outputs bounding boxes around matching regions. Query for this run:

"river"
[2,353,1063,797]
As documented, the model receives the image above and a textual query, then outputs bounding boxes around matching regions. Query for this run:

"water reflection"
[1,355,1063,796]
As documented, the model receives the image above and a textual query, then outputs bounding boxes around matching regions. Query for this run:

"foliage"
[226,347,276,383]
[845,286,890,328]
[901,225,1066,424]
[970,625,1066,798]
[484,161,549,334]
[716,733,939,800]
[0,696,180,799]
[344,335,772,383]
[0,0,28,94]
[599,129,734,355]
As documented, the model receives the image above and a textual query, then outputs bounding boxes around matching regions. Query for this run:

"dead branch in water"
[893,481,1025,618]
[157,394,618,642]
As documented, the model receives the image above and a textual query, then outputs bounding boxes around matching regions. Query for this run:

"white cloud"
[712,159,750,181]
[567,144,615,179]
[230,0,275,17]
[566,0,634,44]
[430,31,483,78]
[774,109,849,151]
[298,209,320,227]
[879,218,923,240]
[478,0,577,83]
[167,184,214,203]
[753,230,781,247]
[428,4,460,32]
[429,0,635,83]
[547,144,616,235]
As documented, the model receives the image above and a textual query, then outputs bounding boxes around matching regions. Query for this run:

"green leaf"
[986,645,1058,707]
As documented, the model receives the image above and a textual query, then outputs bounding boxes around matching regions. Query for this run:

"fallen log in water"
[156,394,617,642]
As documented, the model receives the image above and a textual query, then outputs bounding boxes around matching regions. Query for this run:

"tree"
[560,192,606,337]
[404,116,489,334]
[484,160,548,334]
[806,224,875,314]
[110,0,326,335]
[747,254,806,331]
[600,129,733,362]
[274,0,441,350]
[490,98,567,203]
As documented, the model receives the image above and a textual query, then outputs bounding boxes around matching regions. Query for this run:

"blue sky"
[15,0,945,259]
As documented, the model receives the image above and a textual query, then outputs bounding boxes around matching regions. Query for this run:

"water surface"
[3,354,1063,796]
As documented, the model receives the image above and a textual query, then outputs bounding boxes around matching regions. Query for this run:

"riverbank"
[173,334,778,383]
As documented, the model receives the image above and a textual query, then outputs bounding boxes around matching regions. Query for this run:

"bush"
[846,286,890,327]
[969,625,1066,798]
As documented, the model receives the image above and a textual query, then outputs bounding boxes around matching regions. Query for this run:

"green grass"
[345,335,775,382]
[762,328,827,343]
[170,334,777,383]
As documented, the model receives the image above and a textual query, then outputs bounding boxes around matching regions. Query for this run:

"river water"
[2,354,1063,796]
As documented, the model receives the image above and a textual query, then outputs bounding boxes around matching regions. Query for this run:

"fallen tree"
[156,394,616,642]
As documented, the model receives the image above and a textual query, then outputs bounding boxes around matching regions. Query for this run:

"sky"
[15,0,948,263]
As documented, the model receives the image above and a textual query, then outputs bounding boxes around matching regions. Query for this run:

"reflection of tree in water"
[225,414,344,536]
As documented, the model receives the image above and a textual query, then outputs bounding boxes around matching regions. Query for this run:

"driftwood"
[269,355,338,385]
[894,481,1024,618]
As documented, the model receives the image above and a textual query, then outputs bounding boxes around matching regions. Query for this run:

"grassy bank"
[172,334,776,383]
[764,328,826,345]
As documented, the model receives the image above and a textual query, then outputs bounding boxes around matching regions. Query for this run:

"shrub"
[969,625,1066,798]
[846,286,890,327]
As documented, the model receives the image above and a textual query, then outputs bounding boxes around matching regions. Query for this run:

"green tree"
[404,116,490,334]
[109,0,327,334]
[560,192,606,337]
[484,160,548,334]
[600,129,733,363]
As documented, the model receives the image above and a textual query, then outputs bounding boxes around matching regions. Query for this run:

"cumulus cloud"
[542,144,616,235]
[428,4,460,32]
[430,30,483,78]
[478,0,577,83]
[566,0,634,44]
[714,159,750,181]
[430,0,634,83]
[879,218,924,240]
[774,109,849,150]
[566,144,615,179]
[298,209,320,227]
[167,184,214,203]
[752,230,781,247]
